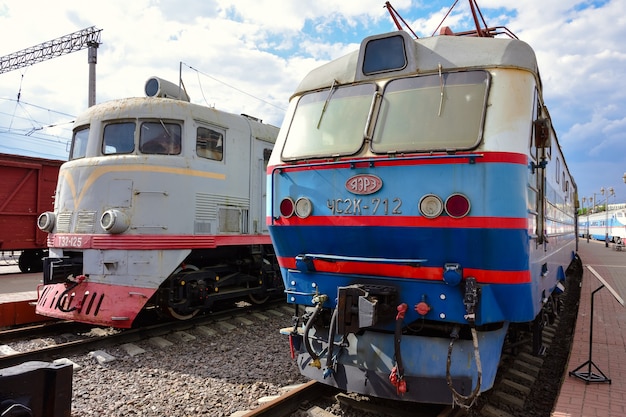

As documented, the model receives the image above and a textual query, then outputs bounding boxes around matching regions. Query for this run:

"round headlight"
[37,212,55,232]
[445,193,471,218]
[279,198,295,218]
[419,194,444,219]
[295,197,313,218]
[100,209,130,234]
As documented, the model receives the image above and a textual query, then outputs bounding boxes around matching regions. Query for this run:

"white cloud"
[0,0,625,197]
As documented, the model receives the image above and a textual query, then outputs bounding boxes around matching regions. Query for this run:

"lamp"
[600,187,615,247]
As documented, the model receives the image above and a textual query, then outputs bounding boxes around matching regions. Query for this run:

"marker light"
[279,197,295,218]
[419,194,444,218]
[37,212,56,232]
[445,193,471,218]
[295,197,313,218]
[100,209,130,234]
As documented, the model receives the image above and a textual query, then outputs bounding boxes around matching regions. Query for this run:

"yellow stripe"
[60,164,226,208]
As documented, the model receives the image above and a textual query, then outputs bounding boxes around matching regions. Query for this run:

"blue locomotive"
[267,13,578,407]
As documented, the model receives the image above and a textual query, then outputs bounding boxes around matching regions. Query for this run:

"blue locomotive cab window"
[140,121,181,155]
[196,127,223,161]
[363,35,407,75]
[372,71,490,153]
[281,83,376,160]
[103,122,135,155]
[70,127,89,160]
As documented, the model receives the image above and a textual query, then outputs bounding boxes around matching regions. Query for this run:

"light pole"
[587,193,598,214]
[601,186,615,247]
[591,193,597,213]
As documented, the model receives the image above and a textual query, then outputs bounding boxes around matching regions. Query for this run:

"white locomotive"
[580,208,626,242]
[36,77,282,328]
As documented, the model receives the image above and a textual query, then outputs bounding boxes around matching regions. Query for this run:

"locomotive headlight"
[419,194,444,218]
[279,197,295,218]
[37,212,56,232]
[445,193,471,218]
[100,209,130,234]
[295,197,313,218]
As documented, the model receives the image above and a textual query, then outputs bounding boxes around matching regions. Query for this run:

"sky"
[0,0,624,207]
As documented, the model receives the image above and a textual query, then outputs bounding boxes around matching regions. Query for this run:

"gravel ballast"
[68,308,308,417]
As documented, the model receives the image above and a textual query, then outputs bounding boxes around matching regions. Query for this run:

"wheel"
[18,250,44,273]
[248,293,270,305]
[164,264,201,320]
[166,306,200,320]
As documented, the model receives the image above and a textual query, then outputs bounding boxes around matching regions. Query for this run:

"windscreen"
[371,71,489,152]
[281,83,376,160]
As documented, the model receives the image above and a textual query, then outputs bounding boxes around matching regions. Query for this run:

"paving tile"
[552,241,626,417]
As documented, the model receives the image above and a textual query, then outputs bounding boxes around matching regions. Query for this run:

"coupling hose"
[446,325,483,408]
[303,295,327,369]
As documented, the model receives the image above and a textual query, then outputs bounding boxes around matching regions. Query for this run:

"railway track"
[0,300,287,369]
[240,381,334,417]
[0,265,580,417]
[0,303,573,417]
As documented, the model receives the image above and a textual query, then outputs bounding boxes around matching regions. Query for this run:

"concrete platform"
[0,291,53,327]
[0,268,51,327]
[553,240,626,416]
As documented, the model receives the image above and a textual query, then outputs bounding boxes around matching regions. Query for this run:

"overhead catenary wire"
[0,97,75,137]
[181,62,286,112]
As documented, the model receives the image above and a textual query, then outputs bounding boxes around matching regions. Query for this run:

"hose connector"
[312,294,328,305]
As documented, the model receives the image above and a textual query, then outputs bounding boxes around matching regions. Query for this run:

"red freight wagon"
[0,153,63,272]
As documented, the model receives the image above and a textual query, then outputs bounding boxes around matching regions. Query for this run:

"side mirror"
[534,118,551,148]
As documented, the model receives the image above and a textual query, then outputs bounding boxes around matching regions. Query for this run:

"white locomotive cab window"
[281,83,376,160]
[371,71,489,153]
[103,122,135,155]
[196,127,223,161]
[140,121,181,155]
[70,127,89,160]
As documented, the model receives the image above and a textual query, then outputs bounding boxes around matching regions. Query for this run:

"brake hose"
[303,295,328,369]
[323,307,338,378]
[56,275,87,313]
[446,325,482,408]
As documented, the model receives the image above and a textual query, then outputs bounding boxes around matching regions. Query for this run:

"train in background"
[35,77,282,328]
[267,3,579,407]
[0,153,62,273]
[579,208,626,242]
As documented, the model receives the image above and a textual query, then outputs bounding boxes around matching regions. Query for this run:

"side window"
[196,126,224,161]
[556,158,560,184]
[140,122,181,155]
[70,126,89,160]
[103,122,135,155]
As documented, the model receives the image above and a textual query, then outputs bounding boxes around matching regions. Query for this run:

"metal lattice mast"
[0,26,103,106]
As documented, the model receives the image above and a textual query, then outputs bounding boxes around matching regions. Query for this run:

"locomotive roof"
[73,96,278,144]
[294,32,539,95]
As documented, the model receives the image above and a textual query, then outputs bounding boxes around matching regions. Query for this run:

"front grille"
[56,212,73,233]
[75,211,96,233]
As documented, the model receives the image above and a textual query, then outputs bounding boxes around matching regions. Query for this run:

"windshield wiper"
[438,63,445,117]
[160,120,173,138]
[317,79,338,129]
